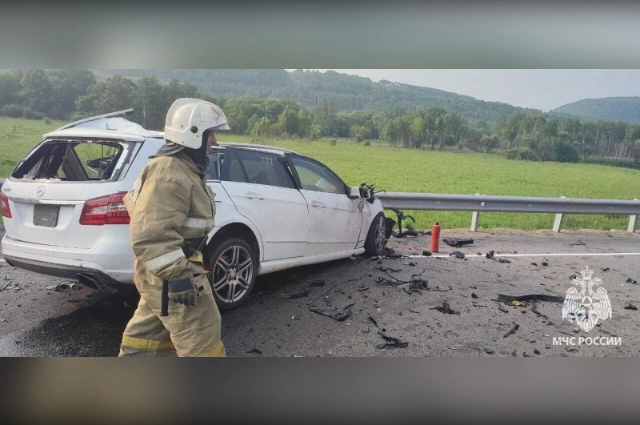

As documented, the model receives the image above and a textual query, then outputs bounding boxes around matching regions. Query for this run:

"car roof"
[44,111,164,141]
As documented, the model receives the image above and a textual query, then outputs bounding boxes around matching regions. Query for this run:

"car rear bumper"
[3,255,124,291]
[1,235,134,289]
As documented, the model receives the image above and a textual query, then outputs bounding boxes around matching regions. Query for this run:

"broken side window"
[11,140,128,182]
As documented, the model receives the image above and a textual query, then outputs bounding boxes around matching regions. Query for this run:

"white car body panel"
[258,247,366,275]
[299,189,363,256]
[220,181,309,261]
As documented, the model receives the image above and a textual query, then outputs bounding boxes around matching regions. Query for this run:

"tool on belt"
[160,237,207,317]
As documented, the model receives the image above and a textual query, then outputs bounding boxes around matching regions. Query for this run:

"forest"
[1,69,639,165]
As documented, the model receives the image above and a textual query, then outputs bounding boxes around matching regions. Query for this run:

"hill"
[92,69,535,125]
[553,97,640,124]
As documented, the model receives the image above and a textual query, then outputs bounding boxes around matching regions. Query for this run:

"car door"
[287,154,363,256]
[219,148,309,262]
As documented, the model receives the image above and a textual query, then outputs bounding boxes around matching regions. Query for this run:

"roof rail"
[55,109,135,131]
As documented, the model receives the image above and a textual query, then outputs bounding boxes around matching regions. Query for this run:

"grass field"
[2,117,640,231]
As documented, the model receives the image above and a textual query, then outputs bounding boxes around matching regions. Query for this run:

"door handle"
[311,201,326,208]
[246,192,264,200]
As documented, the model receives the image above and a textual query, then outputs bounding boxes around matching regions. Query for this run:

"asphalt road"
[1,226,639,357]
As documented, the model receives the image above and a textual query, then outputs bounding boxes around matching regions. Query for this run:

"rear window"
[11,140,133,182]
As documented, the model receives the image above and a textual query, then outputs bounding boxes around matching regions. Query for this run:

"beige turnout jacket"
[123,152,216,282]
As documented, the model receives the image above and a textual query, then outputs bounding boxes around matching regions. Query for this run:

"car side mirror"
[348,187,362,199]
[348,186,374,199]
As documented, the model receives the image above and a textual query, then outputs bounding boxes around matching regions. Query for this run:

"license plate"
[33,204,60,228]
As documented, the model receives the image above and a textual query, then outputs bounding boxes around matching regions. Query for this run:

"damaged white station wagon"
[1,111,390,310]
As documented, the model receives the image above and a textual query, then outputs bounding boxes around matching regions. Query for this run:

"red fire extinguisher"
[430,221,440,253]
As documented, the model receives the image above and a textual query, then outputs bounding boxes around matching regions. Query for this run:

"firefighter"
[118,98,229,357]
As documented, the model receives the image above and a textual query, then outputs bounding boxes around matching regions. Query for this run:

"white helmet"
[164,98,230,148]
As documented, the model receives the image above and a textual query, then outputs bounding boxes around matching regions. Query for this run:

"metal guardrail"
[377,192,640,233]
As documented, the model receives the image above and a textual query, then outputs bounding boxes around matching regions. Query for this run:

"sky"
[299,70,640,113]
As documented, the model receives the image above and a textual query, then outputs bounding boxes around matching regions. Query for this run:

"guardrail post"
[470,193,481,232]
[629,199,639,233]
[553,196,566,233]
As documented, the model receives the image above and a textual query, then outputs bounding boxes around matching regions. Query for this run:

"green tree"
[277,105,300,136]
[46,69,96,120]
[76,76,137,116]
[480,135,499,153]
[0,70,22,109]
[312,100,337,136]
[134,76,164,130]
[19,69,55,116]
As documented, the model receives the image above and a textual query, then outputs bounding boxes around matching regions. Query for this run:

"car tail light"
[80,192,130,225]
[1,192,12,218]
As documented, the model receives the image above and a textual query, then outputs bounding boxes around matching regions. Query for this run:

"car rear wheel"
[364,213,388,257]
[208,237,257,311]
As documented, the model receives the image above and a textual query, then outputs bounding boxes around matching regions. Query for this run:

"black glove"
[167,275,199,308]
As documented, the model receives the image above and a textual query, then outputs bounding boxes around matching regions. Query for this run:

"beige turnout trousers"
[119,261,226,357]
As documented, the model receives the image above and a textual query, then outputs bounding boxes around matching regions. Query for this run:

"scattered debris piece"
[471,293,479,299]
[307,282,341,305]
[534,349,541,355]
[382,247,402,259]
[366,311,408,349]
[498,258,511,264]
[449,251,465,259]
[407,262,416,266]
[309,303,355,321]
[498,304,509,313]
[531,262,538,266]
[443,238,474,248]
[626,278,638,285]
[282,288,310,299]
[503,324,520,338]
[431,301,460,315]
[530,301,548,319]
[484,348,495,354]
[376,330,409,349]
[408,309,421,314]
[486,251,495,259]
[395,226,419,238]
[496,294,565,304]
[624,303,638,311]
[46,283,76,292]
[511,300,527,307]
[367,312,385,331]
[0,282,10,291]
[388,208,416,239]
[376,266,401,273]
[541,261,549,267]
[601,268,610,272]
[422,251,432,256]
[357,284,369,292]
[246,348,263,355]
[309,280,326,287]
[569,274,577,280]
[409,278,428,292]
[568,240,586,246]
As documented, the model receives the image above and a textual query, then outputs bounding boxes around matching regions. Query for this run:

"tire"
[364,213,388,257]
[207,237,257,311]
